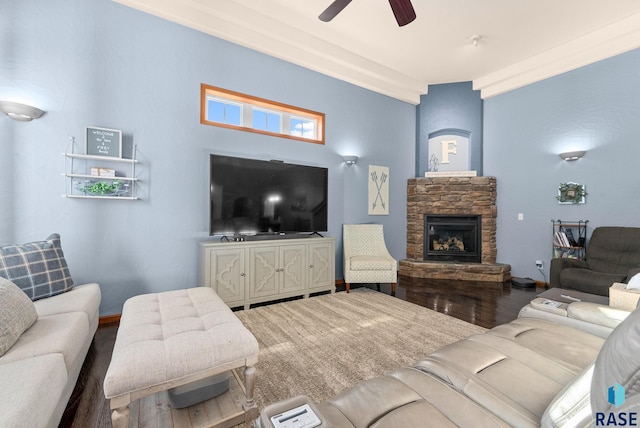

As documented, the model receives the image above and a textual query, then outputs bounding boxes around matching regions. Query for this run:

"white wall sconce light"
[0,101,45,122]
[342,155,358,166]
[559,150,586,161]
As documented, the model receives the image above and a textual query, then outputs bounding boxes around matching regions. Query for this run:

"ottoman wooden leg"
[243,365,258,424]
[111,405,130,428]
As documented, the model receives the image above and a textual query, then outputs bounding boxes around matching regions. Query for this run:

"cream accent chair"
[343,224,397,294]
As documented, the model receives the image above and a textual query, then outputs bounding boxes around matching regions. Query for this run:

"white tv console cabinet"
[200,237,335,309]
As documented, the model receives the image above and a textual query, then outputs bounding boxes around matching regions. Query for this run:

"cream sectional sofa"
[0,233,101,428]
[260,304,640,427]
[0,282,101,428]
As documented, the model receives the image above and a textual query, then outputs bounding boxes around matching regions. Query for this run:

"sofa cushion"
[0,311,90,373]
[559,268,625,294]
[586,227,640,274]
[414,337,567,427]
[349,255,394,271]
[34,283,102,331]
[327,374,422,428]
[541,363,594,428]
[323,367,510,428]
[0,354,68,428]
[0,234,75,301]
[486,318,604,372]
[413,319,603,427]
[0,277,38,356]
[388,368,511,427]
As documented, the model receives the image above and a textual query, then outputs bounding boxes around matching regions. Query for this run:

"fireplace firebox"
[424,215,481,263]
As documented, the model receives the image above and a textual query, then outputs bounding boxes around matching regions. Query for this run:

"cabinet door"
[210,248,245,304]
[279,245,306,293]
[308,241,334,290]
[249,246,279,298]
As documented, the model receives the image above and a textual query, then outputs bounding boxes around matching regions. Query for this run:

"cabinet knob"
[309,265,314,268]
[240,273,245,276]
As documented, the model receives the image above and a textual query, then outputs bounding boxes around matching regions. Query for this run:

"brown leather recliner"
[550,226,640,296]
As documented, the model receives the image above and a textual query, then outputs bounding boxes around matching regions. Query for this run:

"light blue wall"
[0,122,14,242]
[7,0,638,313]
[484,48,640,281]
[1,0,415,315]
[416,82,483,176]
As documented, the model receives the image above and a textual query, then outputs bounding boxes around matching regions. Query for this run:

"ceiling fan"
[319,0,416,27]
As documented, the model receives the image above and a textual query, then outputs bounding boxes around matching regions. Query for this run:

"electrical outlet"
[536,260,544,270]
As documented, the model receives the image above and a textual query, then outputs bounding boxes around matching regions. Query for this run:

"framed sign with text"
[85,126,122,158]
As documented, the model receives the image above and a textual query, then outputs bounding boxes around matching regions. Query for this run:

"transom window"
[252,108,281,133]
[207,98,242,126]
[290,116,317,139]
[200,84,325,144]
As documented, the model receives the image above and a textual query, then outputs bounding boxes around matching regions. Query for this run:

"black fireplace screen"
[424,215,481,262]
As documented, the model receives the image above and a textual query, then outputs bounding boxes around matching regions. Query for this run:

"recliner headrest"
[591,305,640,416]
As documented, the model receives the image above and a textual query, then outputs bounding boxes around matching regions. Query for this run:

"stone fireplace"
[399,176,510,282]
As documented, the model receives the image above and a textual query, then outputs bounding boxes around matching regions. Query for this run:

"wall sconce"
[559,150,586,161]
[342,155,358,166]
[0,101,45,122]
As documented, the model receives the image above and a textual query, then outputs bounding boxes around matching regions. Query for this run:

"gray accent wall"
[1,0,415,315]
[416,82,483,176]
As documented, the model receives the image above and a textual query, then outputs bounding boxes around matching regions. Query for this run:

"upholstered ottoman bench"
[103,287,259,427]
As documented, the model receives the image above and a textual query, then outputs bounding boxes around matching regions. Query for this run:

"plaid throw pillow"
[0,234,75,301]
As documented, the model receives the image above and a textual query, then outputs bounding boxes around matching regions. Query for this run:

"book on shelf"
[565,229,578,247]
[554,231,571,247]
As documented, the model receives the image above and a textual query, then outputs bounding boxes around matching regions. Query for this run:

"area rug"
[234,288,486,410]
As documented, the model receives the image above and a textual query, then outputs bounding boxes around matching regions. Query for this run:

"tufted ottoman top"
[103,287,259,399]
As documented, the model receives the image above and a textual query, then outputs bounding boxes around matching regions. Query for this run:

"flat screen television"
[209,154,328,236]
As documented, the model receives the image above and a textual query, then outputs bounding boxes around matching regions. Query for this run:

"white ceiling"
[115,0,640,104]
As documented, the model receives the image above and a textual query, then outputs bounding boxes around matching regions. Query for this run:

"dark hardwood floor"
[60,276,544,427]
[341,275,544,329]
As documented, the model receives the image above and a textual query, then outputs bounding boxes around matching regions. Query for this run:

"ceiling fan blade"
[388,0,416,26]
[319,0,353,22]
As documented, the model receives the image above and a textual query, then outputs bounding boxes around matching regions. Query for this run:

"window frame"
[206,97,243,127]
[200,83,325,145]
[290,114,318,139]
[252,106,283,134]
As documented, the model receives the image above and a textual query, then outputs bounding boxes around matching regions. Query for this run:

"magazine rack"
[552,219,588,259]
